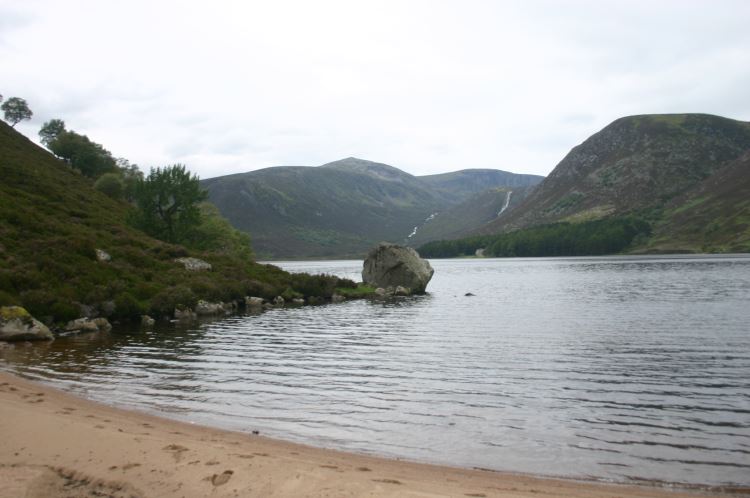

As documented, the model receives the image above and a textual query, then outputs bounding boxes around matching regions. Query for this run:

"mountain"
[479,114,750,247]
[420,169,543,204]
[405,185,536,246]
[646,150,750,253]
[203,158,541,259]
[0,121,356,325]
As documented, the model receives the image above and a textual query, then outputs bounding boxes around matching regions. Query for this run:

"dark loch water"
[2,255,750,487]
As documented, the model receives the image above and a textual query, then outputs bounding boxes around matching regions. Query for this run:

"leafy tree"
[131,164,208,244]
[48,130,117,177]
[2,97,33,127]
[94,172,125,199]
[39,119,66,146]
[115,157,144,201]
[184,202,254,259]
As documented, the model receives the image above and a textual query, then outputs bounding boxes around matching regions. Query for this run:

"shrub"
[94,173,125,199]
[114,292,144,320]
[149,285,197,316]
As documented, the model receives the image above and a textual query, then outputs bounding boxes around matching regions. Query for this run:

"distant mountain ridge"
[202,158,543,258]
[481,114,750,239]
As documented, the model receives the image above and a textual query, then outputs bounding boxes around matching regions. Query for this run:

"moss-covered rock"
[0,305,54,342]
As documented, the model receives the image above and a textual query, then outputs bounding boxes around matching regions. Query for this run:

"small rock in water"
[465,292,475,297]
[394,286,410,296]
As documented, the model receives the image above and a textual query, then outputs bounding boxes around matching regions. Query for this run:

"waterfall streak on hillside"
[407,213,438,239]
[498,190,513,216]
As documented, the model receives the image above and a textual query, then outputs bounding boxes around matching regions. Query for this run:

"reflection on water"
[2,255,750,486]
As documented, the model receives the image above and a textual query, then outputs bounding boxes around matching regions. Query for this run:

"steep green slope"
[482,114,750,236]
[424,113,750,256]
[203,157,540,259]
[0,122,353,325]
[643,151,750,253]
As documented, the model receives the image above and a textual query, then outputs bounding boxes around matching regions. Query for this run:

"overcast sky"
[2,0,749,179]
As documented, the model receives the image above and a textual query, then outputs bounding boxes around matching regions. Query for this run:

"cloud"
[3,0,749,179]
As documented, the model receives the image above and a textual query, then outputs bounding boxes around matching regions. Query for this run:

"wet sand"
[0,370,742,498]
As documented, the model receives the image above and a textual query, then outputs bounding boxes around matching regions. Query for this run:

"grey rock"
[0,306,54,342]
[362,242,434,294]
[92,317,112,331]
[175,257,212,271]
[273,296,285,306]
[141,315,155,327]
[291,298,305,306]
[174,308,197,321]
[245,296,264,308]
[95,248,111,262]
[374,287,388,296]
[331,294,346,303]
[394,286,410,296]
[65,317,111,334]
[195,300,231,316]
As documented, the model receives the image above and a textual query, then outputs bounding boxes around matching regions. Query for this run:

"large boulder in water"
[362,242,434,294]
[0,306,54,342]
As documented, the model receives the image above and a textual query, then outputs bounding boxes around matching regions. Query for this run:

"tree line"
[2,92,234,252]
[417,217,651,258]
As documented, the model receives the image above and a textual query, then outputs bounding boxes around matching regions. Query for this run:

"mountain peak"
[320,157,417,182]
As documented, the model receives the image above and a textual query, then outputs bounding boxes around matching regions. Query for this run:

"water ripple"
[2,255,750,487]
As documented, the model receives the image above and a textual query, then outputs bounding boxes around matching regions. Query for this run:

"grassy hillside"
[0,121,355,325]
[203,159,443,259]
[482,114,750,236]
[203,158,540,259]
[421,113,750,256]
[643,151,750,253]
[406,185,535,246]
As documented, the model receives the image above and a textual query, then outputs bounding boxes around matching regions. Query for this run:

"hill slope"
[0,122,354,325]
[480,114,750,240]
[203,158,541,258]
[406,185,536,246]
[645,150,750,253]
[420,169,542,204]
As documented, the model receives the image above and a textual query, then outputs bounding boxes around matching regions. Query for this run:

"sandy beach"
[0,370,743,498]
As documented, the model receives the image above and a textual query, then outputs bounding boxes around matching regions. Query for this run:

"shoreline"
[0,371,746,498]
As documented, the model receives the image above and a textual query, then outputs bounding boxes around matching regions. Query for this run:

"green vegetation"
[0,306,31,321]
[130,164,207,244]
[548,192,584,213]
[39,119,66,146]
[203,158,542,259]
[94,172,125,199]
[1,97,33,127]
[0,121,357,326]
[418,217,651,258]
[335,283,377,298]
[48,128,117,178]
